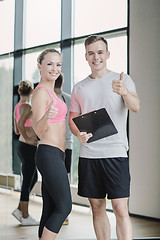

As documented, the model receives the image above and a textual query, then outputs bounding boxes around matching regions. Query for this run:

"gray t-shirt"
[70,71,136,158]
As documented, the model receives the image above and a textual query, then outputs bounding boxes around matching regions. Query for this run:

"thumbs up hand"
[112,72,128,96]
[47,98,58,119]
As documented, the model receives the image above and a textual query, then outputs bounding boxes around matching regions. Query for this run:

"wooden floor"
[0,187,160,240]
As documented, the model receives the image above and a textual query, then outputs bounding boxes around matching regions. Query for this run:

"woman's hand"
[46,99,58,119]
[25,136,38,146]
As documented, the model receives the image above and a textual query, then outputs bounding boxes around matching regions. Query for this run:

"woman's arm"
[14,110,20,135]
[31,88,49,138]
[31,88,58,139]
[17,104,31,141]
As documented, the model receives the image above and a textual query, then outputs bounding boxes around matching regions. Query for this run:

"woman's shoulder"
[19,102,31,113]
[32,86,51,109]
[33,86,50,100]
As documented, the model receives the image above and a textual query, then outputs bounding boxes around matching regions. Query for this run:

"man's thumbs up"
[120,72,123,81]
[112,71,127,96]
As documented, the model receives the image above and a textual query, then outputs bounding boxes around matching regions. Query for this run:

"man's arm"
[69,112,92,143]
[69,112,80,136]
[122,91,140,113]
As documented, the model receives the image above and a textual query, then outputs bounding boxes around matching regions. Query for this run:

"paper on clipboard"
[72,108,118,143]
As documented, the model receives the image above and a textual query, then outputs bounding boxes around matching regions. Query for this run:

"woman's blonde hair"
[37,48,62,65]
[18,80,33,96]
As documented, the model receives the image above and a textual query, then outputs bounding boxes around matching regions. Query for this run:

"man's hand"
[77,132,93,143]
[112,72,128,96]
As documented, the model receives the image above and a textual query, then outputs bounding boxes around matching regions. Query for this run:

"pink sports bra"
[35,85,67,123]
[15,102,32,127]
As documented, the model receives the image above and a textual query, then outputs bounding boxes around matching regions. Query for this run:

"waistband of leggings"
[38,144,65,156]
[18,141,37,149]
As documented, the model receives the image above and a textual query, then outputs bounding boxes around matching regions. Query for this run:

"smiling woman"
[31,48,72,240]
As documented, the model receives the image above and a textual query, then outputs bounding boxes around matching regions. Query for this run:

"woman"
[12,80,39,226]
[31,48,72,240]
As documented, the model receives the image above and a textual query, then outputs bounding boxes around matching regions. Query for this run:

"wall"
[129,0,160,218]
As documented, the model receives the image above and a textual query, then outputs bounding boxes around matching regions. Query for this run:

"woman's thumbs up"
[47,98,58,119]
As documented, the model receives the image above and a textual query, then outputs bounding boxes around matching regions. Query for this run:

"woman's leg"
[19,143,37,202]
[17,142,38,218]
[38,179,54,237]
[40,227,57,240]
[36,145,72,239]
[29,169,38,193]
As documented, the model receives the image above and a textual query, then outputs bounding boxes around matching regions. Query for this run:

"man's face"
[85,40,110,73]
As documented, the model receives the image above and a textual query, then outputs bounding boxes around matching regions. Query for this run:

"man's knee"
[89,198,106,215]
[112,198,129,218]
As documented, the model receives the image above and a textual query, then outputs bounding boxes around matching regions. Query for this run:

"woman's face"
[38,52,62,81]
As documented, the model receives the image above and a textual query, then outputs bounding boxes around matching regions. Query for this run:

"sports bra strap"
[35,85,53,100]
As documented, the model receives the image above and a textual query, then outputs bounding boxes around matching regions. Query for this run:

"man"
[54,73,73,225]
[69,35,140,239]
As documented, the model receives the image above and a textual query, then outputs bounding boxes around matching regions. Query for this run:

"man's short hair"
[85,35,108,51]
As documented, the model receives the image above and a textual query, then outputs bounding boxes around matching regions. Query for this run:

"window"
[106,35,127,73]
[0,55,13,174]
[73,0,127,37]
[24,51,41,84]
[24,0,61,48]
[0,0,15,54]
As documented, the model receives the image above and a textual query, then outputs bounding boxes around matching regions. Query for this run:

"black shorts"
[65,149,72,173]
[78,157,131,200]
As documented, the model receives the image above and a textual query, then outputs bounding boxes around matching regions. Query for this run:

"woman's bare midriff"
[40,121,66,152]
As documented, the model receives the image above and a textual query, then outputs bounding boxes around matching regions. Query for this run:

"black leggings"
[35,144,72,237]
[17,141,38,201]
[65,148,72,173]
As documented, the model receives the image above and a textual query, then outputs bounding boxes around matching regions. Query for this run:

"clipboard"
[72,108,118,143]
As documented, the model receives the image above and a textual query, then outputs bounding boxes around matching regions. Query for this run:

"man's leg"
[111,198,132,240]
[89,198,111,240]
